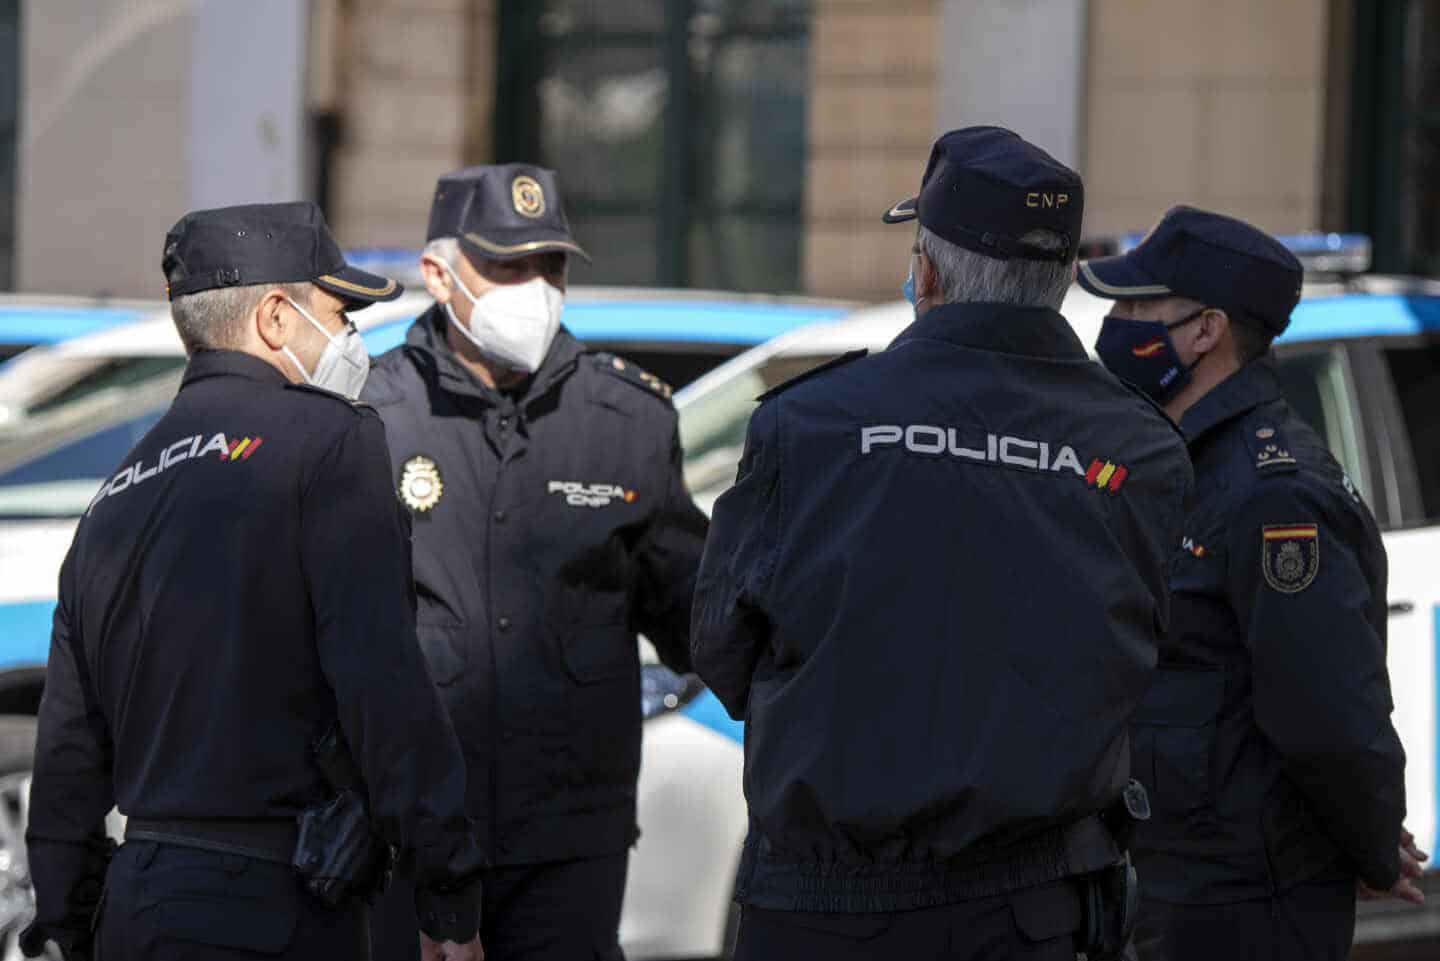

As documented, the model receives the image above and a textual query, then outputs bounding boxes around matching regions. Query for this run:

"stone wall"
[801,0,941,302]
[1082,0,1329,236]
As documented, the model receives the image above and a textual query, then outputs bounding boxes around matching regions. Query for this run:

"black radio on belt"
[292,722,394,907]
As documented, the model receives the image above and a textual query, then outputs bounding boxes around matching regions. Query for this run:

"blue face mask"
[903,259,917,306]
[1094,309,1206,405]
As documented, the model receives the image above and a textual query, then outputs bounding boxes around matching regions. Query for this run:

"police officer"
[691,126,1192,960]
[361,165,708,960]
[21,202,485,961]
[1079,206,1422,961]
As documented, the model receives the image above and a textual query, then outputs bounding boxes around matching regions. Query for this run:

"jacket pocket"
[563,622,641,787]
[1132,666,1224,826]
[417,621,469,686]
[557,591,634,684]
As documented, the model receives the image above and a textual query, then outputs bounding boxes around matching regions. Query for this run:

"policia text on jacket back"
[1080,205,1423,961]
[361,165,708,961]
[692,127,1194,961]
[21,203,485,961]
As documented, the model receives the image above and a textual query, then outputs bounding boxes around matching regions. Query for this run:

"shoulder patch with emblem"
[399,455,444,512]
[595,353,674,401]
[757,349,868,402]
[1244,424,1297,475]
[1261,523,1319,593]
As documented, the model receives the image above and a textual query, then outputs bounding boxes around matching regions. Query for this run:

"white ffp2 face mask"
[441,262,563,374]
[281,297,370,400]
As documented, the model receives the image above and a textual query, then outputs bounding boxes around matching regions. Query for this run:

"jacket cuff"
[415,880,481,944]
[1360,847,1402,894]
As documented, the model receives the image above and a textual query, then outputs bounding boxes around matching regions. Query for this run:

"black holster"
[1078,780,1150,960]
[292,723,394,907]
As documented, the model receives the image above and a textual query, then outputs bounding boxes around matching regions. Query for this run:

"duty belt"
[125,817,297,866]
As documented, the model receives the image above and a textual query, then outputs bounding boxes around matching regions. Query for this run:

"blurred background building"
[2,0,1438,302]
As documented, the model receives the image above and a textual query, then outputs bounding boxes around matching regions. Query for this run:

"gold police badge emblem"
[400,456,444,512]
[512,176,545,218]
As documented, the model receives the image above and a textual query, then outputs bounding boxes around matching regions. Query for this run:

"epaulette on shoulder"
[285,382,373,415]
[1242,421,1298,475]
[594,353,674,401]
[757,349,868,402]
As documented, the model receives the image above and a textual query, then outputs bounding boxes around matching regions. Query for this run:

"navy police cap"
[162,201,401,306]
[427,164,591,264]
[882,126,1084,263]
[1077,205,1303,335]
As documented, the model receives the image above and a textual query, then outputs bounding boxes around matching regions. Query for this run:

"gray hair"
[917,226,1072,310]
[170,282,312,354]
[423,237,462,269]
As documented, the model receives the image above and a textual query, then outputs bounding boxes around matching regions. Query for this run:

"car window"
[1274,349,1369,503]
[1379,343,1440,523]
[0,411,163,489]
[28,357,185,415]
[678,353,840,506]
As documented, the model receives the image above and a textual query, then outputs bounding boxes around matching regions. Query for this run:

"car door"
[1327,336,1440,865]
[1273,339,1437,862]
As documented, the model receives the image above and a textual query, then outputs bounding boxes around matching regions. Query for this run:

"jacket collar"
[404,304,584,408]
[180,349,289,390]
[890,302,1089,361]
[1179,356,1285,445]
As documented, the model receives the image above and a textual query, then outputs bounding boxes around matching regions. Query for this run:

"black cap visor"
[1076,255,1173,300]
[313,263,404,308]
[460,229,592,265]
[882,197,918,224]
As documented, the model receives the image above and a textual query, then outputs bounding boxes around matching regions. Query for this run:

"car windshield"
[678,353,838,510]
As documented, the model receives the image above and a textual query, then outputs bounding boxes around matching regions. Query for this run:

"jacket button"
[494,509,507,523]
[446,912,458,924]
[497,616,512,631]
[502,729,515,743]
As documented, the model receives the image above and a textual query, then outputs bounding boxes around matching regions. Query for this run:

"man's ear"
[254,288,295,351]
[917,252,940,304]
[420,255,454,306]
[1193,307,1231,356]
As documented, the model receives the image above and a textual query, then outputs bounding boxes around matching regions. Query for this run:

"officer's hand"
[420,932,484,961]
[1358,828,1427,905]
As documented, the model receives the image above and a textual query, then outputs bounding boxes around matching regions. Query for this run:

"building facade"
[4,0,1437,301]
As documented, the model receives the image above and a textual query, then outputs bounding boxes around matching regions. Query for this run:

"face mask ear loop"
[1167,307,1211,376]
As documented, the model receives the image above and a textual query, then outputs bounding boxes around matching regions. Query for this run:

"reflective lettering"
[198,433,230,459]
[999,437,1038,469]
[947,429,986,460]
[905,425,946,454]
[108,465,136,495]
[162,437,194,469]
[860,425,903,453]
[1050,446,1084,476]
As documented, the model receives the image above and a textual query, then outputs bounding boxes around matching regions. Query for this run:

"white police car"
[663,237,1440,955]
[0,286,850,961]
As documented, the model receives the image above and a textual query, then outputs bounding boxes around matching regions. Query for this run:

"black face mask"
[1094,309,1206,405]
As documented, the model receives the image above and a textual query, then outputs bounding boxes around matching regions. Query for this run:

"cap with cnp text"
[1076,205,1303,335]
[427,164,591,264]
[882,126,1084,262]
[162,201,403,307]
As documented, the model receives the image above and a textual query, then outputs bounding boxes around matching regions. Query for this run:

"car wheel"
[0,716,57,961]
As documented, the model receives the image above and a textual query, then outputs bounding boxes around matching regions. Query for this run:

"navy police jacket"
[1132,358,1405,903]
[26,351,485,954]
[692,302,1193,911]
[363,307,708,866]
